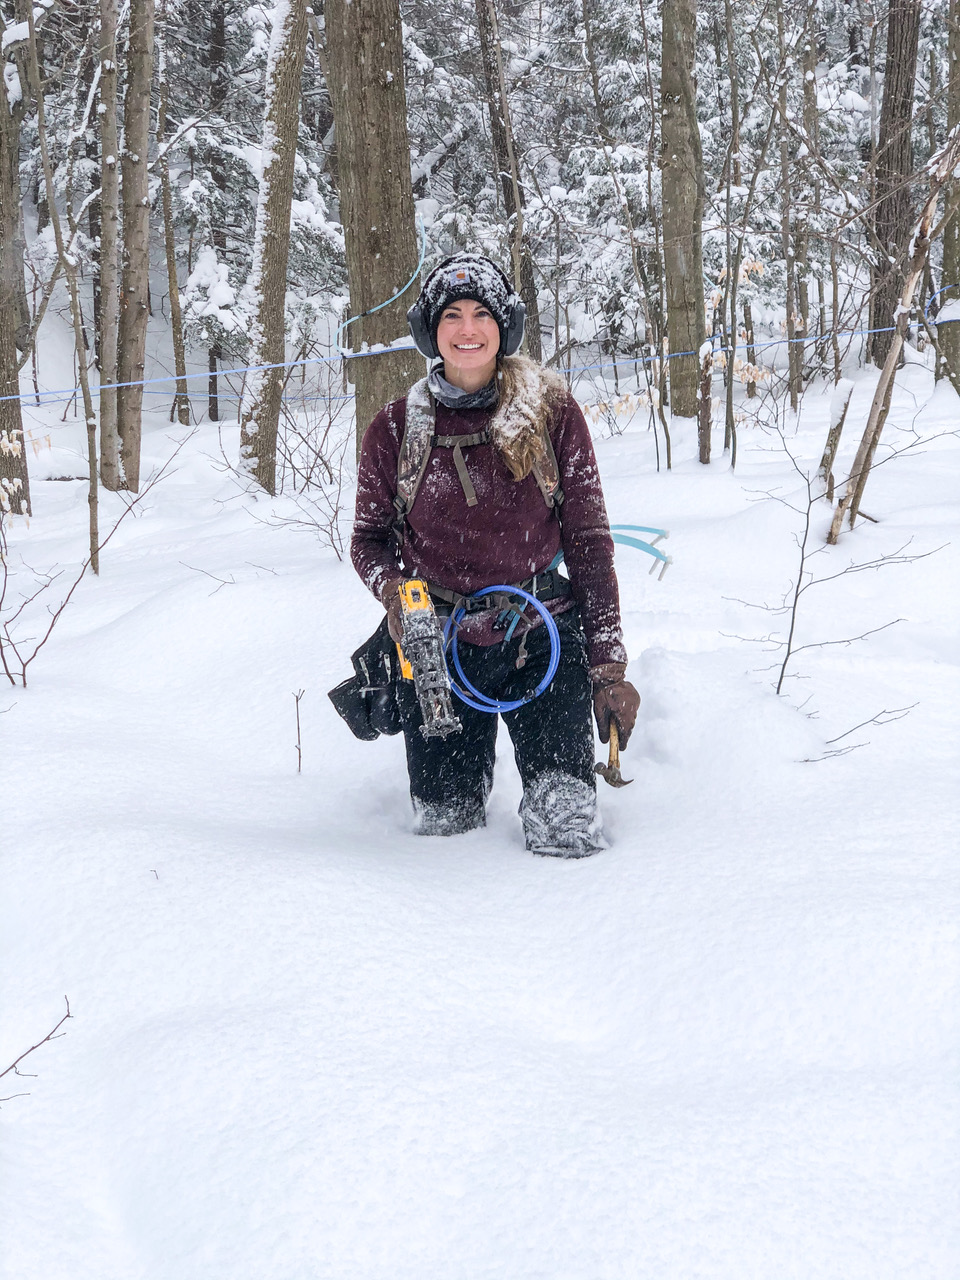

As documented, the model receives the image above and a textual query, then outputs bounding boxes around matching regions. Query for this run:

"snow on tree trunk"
[325,0,423,457]
[238,0,308,496]
[869,0,921,367]
[828,128,960,543]
[0,106,29,517]
[661,0,706,419]
[98,0,121,490]
[777,1,802,411]
[157,0,189,426]
[116,0,154,492]
[0,10,30,517]
[940,0,960,383]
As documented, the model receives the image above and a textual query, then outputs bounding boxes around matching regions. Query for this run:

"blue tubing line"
[926,285,959,319]
[6,314,956,408]
[610,523,668,538]
[611,532,669,563]
[335,215,427,358]
[442,585,561,714]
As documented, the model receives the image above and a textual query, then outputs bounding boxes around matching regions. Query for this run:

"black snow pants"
[395,608,604,856]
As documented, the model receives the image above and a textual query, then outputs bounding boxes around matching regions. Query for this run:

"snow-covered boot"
[413,796,486,837]
[520,770,606,858]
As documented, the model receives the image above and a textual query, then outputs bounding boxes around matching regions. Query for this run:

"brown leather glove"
[591,662,640,749]
[379,576,407,644]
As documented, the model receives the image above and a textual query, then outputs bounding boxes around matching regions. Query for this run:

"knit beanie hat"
[419,254,515,350]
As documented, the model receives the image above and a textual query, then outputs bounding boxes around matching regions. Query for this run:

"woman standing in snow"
[350,254,638,856]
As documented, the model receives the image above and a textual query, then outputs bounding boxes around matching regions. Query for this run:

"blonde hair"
[491,355,567,481]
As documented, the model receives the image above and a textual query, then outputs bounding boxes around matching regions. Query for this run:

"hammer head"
[595,722,633,787]
[595,760,633,787]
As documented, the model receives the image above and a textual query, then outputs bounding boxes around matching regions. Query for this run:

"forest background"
[0,0,958,534]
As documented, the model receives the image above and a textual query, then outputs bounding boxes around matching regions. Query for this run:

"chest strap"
[432,430,490,508]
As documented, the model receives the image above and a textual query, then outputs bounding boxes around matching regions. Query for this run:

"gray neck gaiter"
[428,365,498,411]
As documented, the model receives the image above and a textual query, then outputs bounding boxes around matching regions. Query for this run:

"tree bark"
[239,0,309,494]
[157,0,190,425]
[777,2,802,410]
[829,127,960,543]
[940,0,960,381]
[475,0,541,360]
[869,0,921,366]
[325,0,423,456]
[661,0,706,418]
[98,0,121,488]
[0,87,30,516]
[207,0,226,420]
[25,1,99,568]
[116,0,154,491]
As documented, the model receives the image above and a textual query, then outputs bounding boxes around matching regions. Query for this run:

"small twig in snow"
[293,689,305,773]
[0,997,72,1104]
[824,704,918,744]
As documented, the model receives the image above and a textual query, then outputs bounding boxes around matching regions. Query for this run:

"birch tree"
[325,0,422,453]
[238,0,309,495]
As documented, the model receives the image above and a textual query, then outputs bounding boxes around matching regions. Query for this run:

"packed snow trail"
[2,369,958,1279]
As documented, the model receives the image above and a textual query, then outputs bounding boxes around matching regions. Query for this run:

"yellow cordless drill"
[395,580,462,739]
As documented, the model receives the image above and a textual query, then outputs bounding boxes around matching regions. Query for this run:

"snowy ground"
[2,352,958,1279]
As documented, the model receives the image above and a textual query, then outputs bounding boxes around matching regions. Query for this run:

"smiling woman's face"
[435,299,501,391]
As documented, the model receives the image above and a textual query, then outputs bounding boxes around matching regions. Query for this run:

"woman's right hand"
[379,577,407,643]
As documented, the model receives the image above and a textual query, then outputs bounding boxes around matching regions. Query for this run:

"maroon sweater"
[350,390,627,669]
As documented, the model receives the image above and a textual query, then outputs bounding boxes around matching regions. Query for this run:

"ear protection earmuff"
[406,256,527,359]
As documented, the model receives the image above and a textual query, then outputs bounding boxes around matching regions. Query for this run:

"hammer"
[595,721,633,788]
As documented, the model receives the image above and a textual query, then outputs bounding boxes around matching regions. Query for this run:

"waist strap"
[427,567,571,616]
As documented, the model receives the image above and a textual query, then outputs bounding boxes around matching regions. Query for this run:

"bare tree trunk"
[26,3,99,568]
[797,0,821,366]
[869,0,921,366]
[116,0,154,491]
[157,0,189,426]
[207,0,226,420]
[828,129,960,543]
[777,3,802,410]
[98,0,121,488]
[698,344,713,464]
[940,0,960,381]
[238,0,308,494]
[722,0,740,447]
[325,0,422,456]
[0,18,30,516]
[475,0,541,360]
[661,0,706,419]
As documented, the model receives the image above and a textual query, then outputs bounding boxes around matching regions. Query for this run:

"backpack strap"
[531,422,565,517]
[393,378,435,544]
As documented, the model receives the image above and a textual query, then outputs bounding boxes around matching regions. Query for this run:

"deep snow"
[2,351,958,1279]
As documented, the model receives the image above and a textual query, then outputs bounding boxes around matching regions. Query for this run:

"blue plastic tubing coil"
[442,586,562,713]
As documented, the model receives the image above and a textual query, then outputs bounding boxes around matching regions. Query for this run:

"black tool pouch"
[327,615,402,740]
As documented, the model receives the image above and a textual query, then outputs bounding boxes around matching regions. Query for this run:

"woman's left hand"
[591,663,641,749]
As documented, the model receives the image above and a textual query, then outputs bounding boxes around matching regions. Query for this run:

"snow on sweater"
[350,389,628,669]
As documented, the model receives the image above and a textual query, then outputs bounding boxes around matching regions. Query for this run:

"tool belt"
[425,566,572,617]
